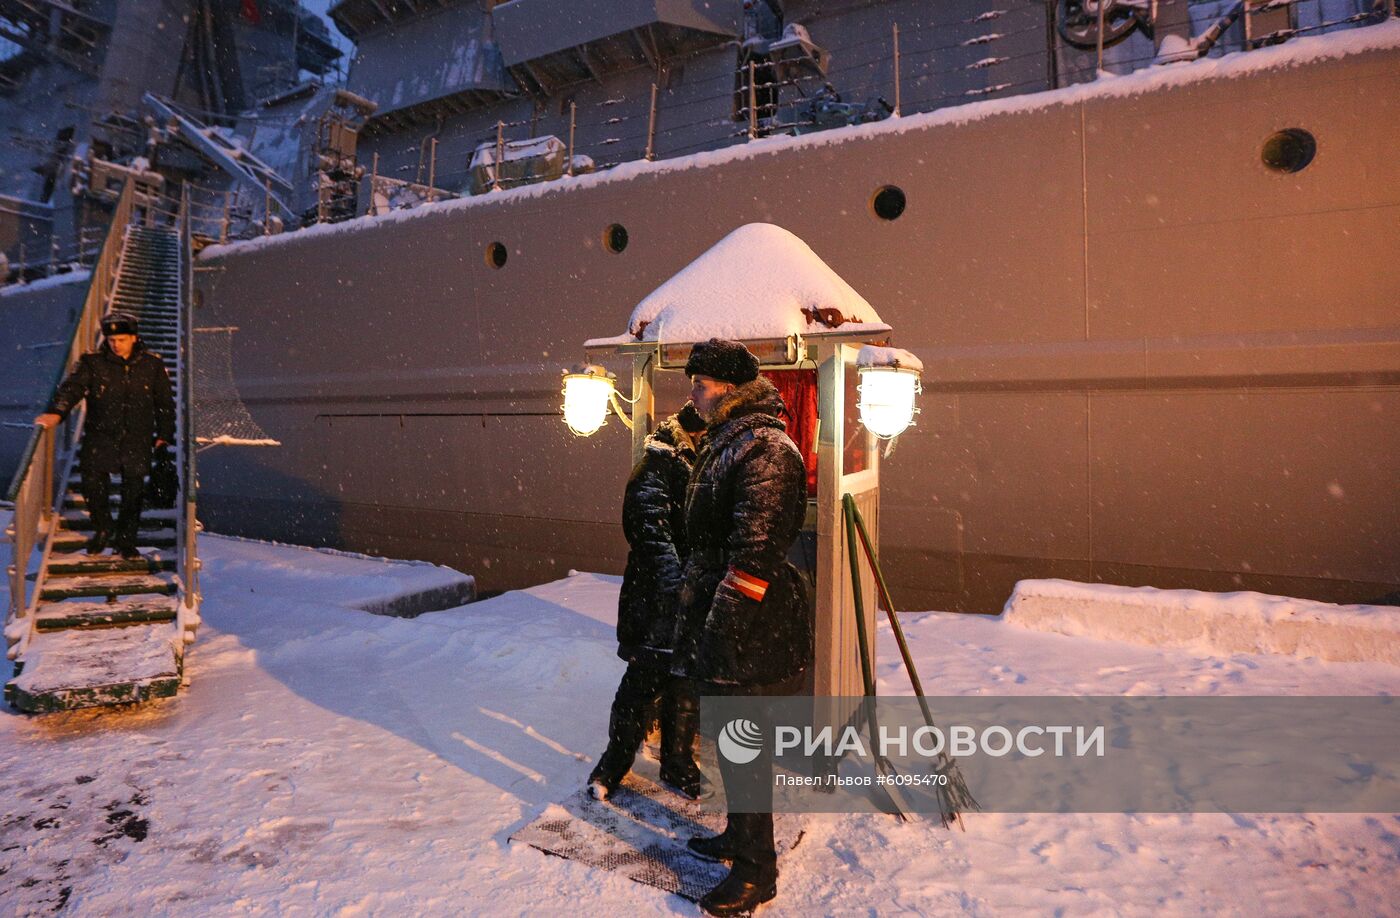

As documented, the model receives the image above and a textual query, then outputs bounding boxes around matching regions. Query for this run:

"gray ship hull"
[195,33,1400,612]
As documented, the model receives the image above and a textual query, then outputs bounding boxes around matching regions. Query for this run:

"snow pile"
[1004,578,1400,665]
[0,269,91,298]
[588,223,888,347]
[856,344,923,373]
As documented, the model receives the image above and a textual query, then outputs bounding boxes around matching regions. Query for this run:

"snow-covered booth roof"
[585,223,890,365]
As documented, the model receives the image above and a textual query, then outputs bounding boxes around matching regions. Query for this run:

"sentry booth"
[566,223,923,702]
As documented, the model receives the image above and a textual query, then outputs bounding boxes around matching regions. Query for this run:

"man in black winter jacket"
[674,338,812,917]
[588,403,709,801]
[35,311,175,559]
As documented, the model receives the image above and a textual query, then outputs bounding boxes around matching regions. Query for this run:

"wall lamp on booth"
[561,364,635,436]
[856,345,924,440]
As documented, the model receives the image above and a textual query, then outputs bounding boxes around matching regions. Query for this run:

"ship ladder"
[4,181,203,712]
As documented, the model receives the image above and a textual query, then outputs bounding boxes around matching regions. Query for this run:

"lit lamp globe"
[857,365,921,439]
[561,366,615,436]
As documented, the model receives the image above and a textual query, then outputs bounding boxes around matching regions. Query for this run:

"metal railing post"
[427,137,438,203]
[7,489,28,628]
[493,121,505,191]
[368,152,380,215]
[264,179,272,235]
[567,102,577,176]
[893,24,902,117]
[40,427,53,524]
[178,177,199,618]
[646,83,659,161]
[1096,0,1107,75]
[221,190,231,244]
[747,60,759,139]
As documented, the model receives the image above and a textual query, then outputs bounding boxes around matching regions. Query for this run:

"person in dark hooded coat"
[35,311,175,559]
[587,403,710,801]
[672,339,812,917]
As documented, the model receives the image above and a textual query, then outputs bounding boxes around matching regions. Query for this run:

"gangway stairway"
[5,188,201,713]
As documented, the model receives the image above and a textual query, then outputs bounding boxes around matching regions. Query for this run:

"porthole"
[871,185,906,221]
[1261,129,1316,174]
[603,223,629,254]
[485,241,508,269]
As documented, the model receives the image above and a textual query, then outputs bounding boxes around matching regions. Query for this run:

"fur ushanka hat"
[684,338,760,386]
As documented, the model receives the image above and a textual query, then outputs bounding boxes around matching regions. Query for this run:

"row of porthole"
[483,222,630,268]
[480,130,1313,268]
[481,186,906,269]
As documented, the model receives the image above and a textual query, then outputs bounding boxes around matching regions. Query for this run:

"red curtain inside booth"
[763,368,819,496]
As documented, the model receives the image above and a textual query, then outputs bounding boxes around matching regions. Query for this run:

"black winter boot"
[686,829,737,863]
[698,864,778,916]
[587,750,631,800]
[587,663,661,799]
[660,681,710,799]
[85,530,109,555]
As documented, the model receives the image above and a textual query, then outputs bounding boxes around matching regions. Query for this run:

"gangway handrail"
[4,178,139,658]
[175,184,202,636]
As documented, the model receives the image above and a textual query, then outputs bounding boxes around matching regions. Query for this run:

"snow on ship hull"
[193,29,1400,613]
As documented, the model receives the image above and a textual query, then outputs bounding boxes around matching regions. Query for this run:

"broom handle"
[842,494,878,700]
[843,494,915,820]
[847,496,939,731]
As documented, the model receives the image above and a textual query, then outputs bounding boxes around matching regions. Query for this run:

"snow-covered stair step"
[52,530,176,553]
[35,596,178,631]
[59,508,177,530]
[64,491,179,511]
[46,550,175,576]
[61,484,166,498]
[63,492,151,509]
[39,572,177,601]
[5,622,183,713]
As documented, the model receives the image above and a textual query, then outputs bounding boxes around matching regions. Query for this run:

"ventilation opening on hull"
[1262,129,1316,174]
[604,224,628,253]
[871,185,906,221]
[486,242,508,268]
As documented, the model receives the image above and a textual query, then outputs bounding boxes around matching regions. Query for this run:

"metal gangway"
[3,179,202,712]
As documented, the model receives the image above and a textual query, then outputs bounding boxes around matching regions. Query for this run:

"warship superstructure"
[3,1,1397,614]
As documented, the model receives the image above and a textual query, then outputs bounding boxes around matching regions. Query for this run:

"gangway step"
[47,550,175,575]
[39,572,177,601]
[35,596,179,631]
[5,622,183,713]
[59,509,178,530]
[64,493,155,509]
[63,489,181,510]
[52,530,177,553]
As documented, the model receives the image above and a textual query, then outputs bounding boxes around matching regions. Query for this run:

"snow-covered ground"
[2,530,1399,915]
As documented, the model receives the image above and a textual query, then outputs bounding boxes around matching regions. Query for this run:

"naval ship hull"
[194,33,1400,613]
